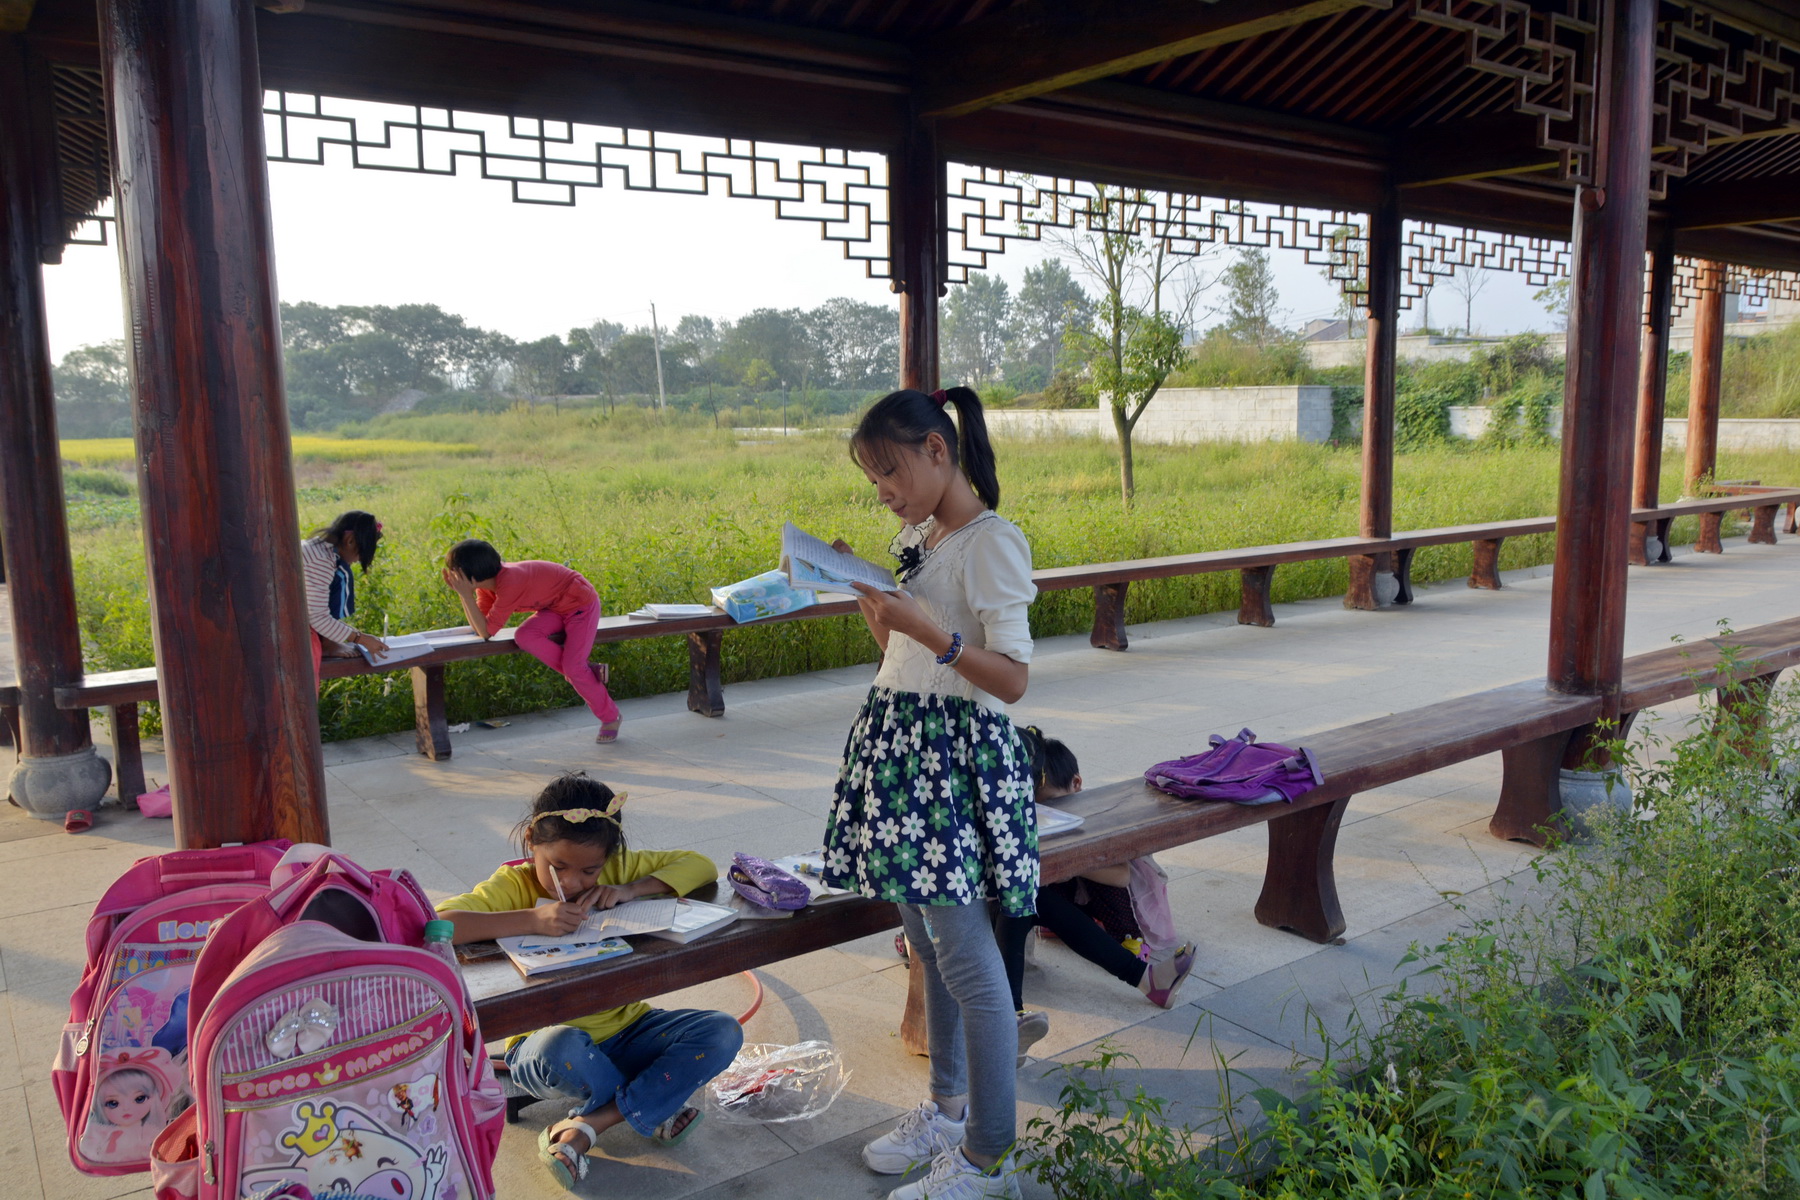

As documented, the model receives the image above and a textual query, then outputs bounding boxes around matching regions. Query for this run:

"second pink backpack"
[52,842,289,1177]
[150,848,505,1200]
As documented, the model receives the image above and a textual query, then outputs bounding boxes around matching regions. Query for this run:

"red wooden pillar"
[0,35,112,816]
[1546,0,1655,704]
[893,120,943,392]
[1684,260,1725,495]
[1348,182,1401,610]
[1629,230,1675,564]
[99,0,328,847]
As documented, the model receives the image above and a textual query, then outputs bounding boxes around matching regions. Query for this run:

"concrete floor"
[1,536,1793,1200]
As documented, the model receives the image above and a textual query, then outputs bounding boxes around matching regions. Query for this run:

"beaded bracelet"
[935,630,964,666]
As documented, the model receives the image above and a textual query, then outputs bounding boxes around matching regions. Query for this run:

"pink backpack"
[149,847,505,1200]
[53,842,290,1177]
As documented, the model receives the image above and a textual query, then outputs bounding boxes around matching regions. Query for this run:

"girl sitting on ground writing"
[435,773,743,1190]
[1000,729,1196,1063]
[441,539,623,742]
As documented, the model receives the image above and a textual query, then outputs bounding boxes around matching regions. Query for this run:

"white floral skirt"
[822,687,1040,917]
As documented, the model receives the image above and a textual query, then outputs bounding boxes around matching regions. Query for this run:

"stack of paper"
[626,604,721,620]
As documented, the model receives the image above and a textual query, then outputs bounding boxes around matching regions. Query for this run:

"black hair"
[447,538,504,583]
[309,510,382,573]
[850,386,1001,511]
[1020,725,1080,792]
[512,773,628,860]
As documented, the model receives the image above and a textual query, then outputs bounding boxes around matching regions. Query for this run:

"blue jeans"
[898,901,1018,1159]
[505,1009,743,1138]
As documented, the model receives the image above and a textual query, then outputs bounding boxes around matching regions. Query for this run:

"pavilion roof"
[16,0,1800,273]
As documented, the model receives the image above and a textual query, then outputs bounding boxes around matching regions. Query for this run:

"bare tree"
[1445,266,1492,336]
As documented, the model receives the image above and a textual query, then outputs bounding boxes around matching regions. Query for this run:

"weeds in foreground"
[1025,680,1800,1198]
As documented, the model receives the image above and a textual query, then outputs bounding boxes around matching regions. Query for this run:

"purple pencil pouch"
[728,853,811,911]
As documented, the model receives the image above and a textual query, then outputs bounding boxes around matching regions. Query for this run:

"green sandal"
[653,1105,703,1147]
[537,1116,597,1190]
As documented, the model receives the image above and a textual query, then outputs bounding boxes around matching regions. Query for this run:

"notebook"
[526,896,679,940]
[1036,804,1085,837]
[495,933,632,978]
[643,897,739,944]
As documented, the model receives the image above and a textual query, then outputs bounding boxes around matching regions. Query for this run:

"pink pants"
[514,603,620,724]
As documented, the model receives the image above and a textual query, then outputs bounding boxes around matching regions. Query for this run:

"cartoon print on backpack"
[239,1098,450,1200]
[80,1049,187,1164]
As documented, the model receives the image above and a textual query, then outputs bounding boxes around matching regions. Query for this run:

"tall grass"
[66,409,1800,740]
[1666,321,1800,419]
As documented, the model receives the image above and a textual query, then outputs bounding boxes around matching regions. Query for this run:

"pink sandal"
[596,720,621,744]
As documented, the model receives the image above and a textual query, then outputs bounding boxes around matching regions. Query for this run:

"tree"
[1534,278,1572,331]
[1319,224,1364,338]
[807,297,898,391]
[715,308,813,391]
[1011,260,1093,386]
[52,340,134,436]
[1052,184,1217,507]
[940,273,1013,386]
[510,335,571,404]
[1218,248,1284,345]
[1445,266,1491,336]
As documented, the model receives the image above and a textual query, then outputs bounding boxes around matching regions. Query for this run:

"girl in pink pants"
[443,539,622,742]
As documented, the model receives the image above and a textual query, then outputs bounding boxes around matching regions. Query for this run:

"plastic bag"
[705,1041,851,1124]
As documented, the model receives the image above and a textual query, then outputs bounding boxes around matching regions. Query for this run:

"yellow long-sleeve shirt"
[438,848,716,1046]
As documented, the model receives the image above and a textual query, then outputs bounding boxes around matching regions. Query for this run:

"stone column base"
[1558,767,1633,839]
[8,745,113,818]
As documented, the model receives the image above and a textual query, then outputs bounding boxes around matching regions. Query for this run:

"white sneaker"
[863,1101,966,1175]
[887,1149,1023,1200]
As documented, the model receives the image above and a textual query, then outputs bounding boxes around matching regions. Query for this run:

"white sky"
[39,128,1556,364]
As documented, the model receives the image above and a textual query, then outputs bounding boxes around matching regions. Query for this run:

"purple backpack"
[1145,729,1323,806]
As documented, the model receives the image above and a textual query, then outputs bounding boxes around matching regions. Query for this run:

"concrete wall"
[988,386,1337,445]
[1444,407,1800,452]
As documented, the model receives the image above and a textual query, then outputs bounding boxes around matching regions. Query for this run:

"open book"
[495,933,632,977]
[781,522,899,594]
[627,604,721,621]
[356,632,440,666]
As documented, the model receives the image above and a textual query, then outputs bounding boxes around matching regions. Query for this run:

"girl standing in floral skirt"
[822,385,1037,1200]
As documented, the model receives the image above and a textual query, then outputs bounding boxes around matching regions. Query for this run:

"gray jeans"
[897,901,1017,1158]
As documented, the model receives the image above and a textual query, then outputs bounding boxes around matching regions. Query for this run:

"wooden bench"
[1631,489,1800,563]
[1489,615,1800,842]
[463,611,1800,1040]
[49,492,1800,800]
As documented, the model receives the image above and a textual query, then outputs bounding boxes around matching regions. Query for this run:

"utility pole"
[650,302,667,411]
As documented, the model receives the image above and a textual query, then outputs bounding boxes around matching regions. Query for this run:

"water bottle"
[423,919,460,972]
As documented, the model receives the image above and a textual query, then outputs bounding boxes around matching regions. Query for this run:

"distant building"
[1301,317,1350,341]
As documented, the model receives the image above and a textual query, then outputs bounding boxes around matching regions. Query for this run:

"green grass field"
[60,434,482,466]
[64,408,1799,740]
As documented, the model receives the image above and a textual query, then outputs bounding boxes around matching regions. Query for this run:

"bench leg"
[1393,547,1416,605]
[1787,501,1798,536]
[1254,796,1349,943]
[1491,729,1575,846]
[1654,517,1674,563]
[1090,582,1130,651]
[107,703,146,803]
[411,664,453,761]
[1628,521,1652,566]
[1718,670,1782,763]
[1343,554,1376,611]
[1695,511,1724,554]
[1238,565,1276,627]
[0,702,15,755]
[1749,504,1778,545]
[1468,537,1504,589]
[900,944,929,1056]
[688,630,725,717]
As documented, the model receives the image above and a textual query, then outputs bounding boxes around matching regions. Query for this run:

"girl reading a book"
[441,539,623,742]
[824,386,1037,1200]
[301,510,389,685]
[436,773,742,1190]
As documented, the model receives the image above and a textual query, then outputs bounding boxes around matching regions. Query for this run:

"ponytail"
[850,385,1002,511]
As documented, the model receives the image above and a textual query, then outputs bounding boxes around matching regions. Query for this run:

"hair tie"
[375,521,383,532]
[930,389,950,407]
[534,790,628,827]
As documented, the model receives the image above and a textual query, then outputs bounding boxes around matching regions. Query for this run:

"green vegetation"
[1667,320,1800,419]
[1027,680,1800,1197]
[65,408,1795,742]
[60,435,480,466]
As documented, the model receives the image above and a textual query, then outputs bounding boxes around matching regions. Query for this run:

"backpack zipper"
[203,1139,216,1185]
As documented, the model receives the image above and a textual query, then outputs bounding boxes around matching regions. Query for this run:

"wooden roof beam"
[1396,113,1560,188]
[916,0,1387,120]
[1,1,36,34]
[1670,177,1800,230]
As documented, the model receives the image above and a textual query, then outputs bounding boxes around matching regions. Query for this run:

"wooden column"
[0,35,109,812]
[100,0,328,847]
[1629,230,1675,564]
[1684,260,1725,495]
[1545,0,1655,705]
[1348,182,1401,610]
[893,120,943,392]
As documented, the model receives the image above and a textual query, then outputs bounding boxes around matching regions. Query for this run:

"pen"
[552,872,567,903]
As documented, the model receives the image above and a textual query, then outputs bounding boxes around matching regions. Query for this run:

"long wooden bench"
[49,490,1800,801]
[463,612,1800,1040]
